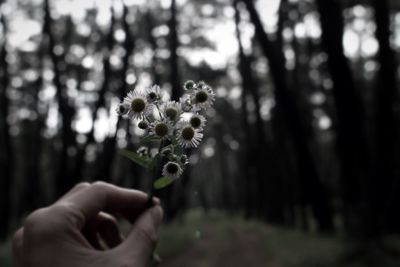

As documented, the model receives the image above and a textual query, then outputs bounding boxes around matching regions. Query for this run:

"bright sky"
[186,0,281,67]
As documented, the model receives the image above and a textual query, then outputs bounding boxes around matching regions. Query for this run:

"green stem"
[146,161,159,207]
[146,140,164,207]
[155,103,163,119]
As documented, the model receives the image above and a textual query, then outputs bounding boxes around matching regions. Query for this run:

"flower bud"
[138,121,148,130]
[161,147,173,156]
[183,80,196,90]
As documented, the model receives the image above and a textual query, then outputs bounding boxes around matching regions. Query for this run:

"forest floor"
[157,214,279,267]
[156,210,400,267]
[2,210,400,267]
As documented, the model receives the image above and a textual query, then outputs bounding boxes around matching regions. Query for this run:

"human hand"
[12,182,163,267]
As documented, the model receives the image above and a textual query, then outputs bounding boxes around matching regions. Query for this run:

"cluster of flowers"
[117,80,215,182]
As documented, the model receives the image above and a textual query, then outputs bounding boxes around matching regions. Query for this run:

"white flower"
[162,161,183,179]
[149,119,173,139]
[161,101,183,121]
[146,84,163,103]
[189,114,206,129]
[123,91,153,120]
[176,121,203,148]
[190,83,215,110]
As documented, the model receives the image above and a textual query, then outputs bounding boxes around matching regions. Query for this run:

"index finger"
[56,182,154,229]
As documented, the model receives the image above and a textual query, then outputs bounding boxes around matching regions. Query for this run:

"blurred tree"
[44,0,77,197]
[0,11,12,239]
[315,0,371,236]
[19,6,48,215]
[145,11,162,85]
[169,0,181,101]
[234,0,256,218]
[371,0,399,233]
[242,0,334,232]
[96,4,139,186]
[234,0,285,223]
[76,5,116,183]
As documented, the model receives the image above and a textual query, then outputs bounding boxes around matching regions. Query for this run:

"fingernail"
[151,206,163,226]
[152,197,161,205]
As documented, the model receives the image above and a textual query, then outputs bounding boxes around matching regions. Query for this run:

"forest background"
[1,0,400,266]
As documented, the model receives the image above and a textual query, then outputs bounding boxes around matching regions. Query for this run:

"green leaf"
[149,153,162,170]
[169,136,183,154]
[174,145,183,155]
[169,136,178,146]
[120,149,151,169]
[153,176,175,189]
[140,135,161,144]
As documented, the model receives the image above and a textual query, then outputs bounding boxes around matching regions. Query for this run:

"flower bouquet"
[117,80,215,201]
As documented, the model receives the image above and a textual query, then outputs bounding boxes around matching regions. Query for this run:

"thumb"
[120,205,163,265]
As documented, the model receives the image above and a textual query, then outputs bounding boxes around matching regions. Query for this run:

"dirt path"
[159,222,281,267]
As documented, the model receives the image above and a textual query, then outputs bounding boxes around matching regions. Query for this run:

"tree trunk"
[44,0,77,197]
[234,0,284,222]
[23,56,45,214]
[95,5,138,185]
[371,0,399,233]
[242,0,334,231]
[234,1,255,218]
[168,0,181,100]
[145,11,162,85]
[0,13,12,239]
[315,0,370,235]
[74,6,116,183]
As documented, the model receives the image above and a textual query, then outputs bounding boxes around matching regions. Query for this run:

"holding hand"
[12,182,163,267]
